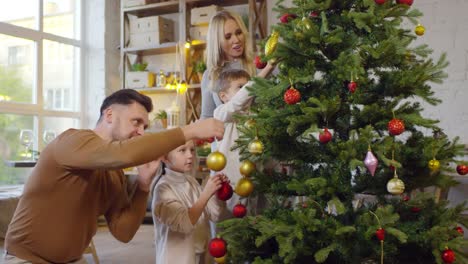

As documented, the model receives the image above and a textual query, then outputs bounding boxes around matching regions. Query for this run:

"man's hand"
[181,118,224,141]
[136,158,162,192]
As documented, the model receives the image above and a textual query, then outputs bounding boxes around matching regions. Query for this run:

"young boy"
[212,69,258,211]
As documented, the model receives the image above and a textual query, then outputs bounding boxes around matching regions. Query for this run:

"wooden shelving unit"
[120,0,267,124]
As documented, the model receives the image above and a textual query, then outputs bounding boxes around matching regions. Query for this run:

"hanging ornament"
[375,0,386,4]
[206,151,227,171]
[309,11,319,18]
[239,159,256,176]
[248,137,264,155]
[319,128,332,144]
[209,237,227,258]
[244,119,256,129]
[235,177,254,197]
[214,255,226,264]
[415,24,425,36]
[388,118,405,136]
[254,55,267,69]
[411,207,421,213]
[441,248,455,264]
[364,146,378,176]
[279,13,297,23]
[265,31,279,56]
[284,86,301,105]
[217,181,233,201]
[387,170,405,195]
[456,164,468,175]
[428,158,440,172]
[233,203,247,218]
[300,17,313,30]
[375,228,385,241]
[396,0,413,6]
[348,81,357,93]
[455,226,464,236]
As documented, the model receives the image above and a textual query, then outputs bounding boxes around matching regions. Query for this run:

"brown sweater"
[5,128,186,263]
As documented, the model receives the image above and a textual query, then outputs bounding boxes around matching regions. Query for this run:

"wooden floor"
[1,224,155,264]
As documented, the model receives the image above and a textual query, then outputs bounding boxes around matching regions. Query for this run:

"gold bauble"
[265,31,279,56]
[239,160,256,176]
[235,177,254,197]
[206,151,227,171]
[415,24,425,36]
[214,255,226,264]
[428,159,440,171]
[301,17,313,30]
[386,177,405,195]
[244,119,256,129]
[248,138,264,155]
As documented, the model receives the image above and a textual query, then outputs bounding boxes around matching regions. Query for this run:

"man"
[4,89,224,263]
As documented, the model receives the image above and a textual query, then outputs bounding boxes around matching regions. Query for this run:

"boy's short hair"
[215,69,251,94]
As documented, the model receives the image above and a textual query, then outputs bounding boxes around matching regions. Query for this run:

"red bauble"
[455,226,464,235]
[284,87,301,105]
[309,11,319,18]
[411,207,421,213]
[375,0,386,4]
[209,238,227,258]
[254,55,267,69]
[233,203,247,218]
[280,13,296,23]
[348,81,357,93]
[402,195,410,202]
[195,139,205,146]
[388,118,405,136]
[441,248,455,264]
[319,128,332,144]
[217,182,233,201]
[456,164,468,175]
[375,228,385,241]
[396,0,413,6]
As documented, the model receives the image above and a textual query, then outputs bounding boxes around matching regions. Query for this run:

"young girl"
[152,140,230,264]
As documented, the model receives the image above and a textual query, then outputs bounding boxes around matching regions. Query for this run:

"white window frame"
[0,1,85,136]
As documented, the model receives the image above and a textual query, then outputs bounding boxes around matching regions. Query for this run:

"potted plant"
[131,62,148,71]
[193,60,206,83]
[154,109,168,128]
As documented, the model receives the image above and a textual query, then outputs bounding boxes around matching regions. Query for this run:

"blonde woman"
[201,10,274,119]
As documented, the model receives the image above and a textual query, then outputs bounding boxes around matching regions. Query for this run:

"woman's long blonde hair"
[205,10,255,91]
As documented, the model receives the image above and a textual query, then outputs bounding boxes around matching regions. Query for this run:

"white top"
[213,81,254,210]
[152,168,228,264]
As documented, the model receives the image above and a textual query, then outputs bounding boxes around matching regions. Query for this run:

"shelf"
[133,84,201,94]
[123,1,180,16]
[123,0,254,17]
[123,42,178,56]
[187,0,251,8]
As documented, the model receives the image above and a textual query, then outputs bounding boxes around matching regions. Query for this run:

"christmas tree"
[215,0,468,263]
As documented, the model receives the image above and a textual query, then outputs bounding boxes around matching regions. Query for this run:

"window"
[0,0,83,187]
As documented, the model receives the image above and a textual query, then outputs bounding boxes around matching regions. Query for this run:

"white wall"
[84,0,121,128]
[266,0,468,143]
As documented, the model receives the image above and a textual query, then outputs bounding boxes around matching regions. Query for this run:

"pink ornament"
[364,150,378,176]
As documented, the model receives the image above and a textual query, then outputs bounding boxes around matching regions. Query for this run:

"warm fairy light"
[177,81,188,94]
